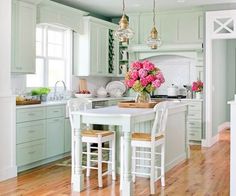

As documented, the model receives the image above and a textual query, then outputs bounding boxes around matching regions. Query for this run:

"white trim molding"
[205,10,236,147]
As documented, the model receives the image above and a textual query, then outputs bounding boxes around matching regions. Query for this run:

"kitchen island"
[71,101,188,195]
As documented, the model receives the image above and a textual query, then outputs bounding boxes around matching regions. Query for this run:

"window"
[27,25,72,89]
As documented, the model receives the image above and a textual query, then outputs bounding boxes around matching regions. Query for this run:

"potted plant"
[192,80,203,99]
[125,60,165,103]
[31,87,51,102]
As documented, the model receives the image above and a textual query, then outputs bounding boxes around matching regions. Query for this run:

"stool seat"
[81,130,114,137]
[132,132,164,141]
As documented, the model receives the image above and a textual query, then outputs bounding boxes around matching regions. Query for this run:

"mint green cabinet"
[11,0,36,73]
[73,16,118,76]
[64,118,71,153]
[16,104,70,171]
[46,117,65,157]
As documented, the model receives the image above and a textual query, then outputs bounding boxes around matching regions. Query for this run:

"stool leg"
[120,136,124,190]
[150,146,155,195]
[161,143,165,187]
[86,143,91,177]
[98,136,103,188]
[132,146,136,183]
[112,133,116,181]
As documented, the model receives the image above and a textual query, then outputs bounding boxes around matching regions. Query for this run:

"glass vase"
[135,91,151,103]
[195,92,202,99]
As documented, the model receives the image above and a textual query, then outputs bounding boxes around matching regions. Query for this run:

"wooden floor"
[0,130,230,196]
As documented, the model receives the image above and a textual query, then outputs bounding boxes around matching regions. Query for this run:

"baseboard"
[0,166,17,182]
[201,134,219,147]
[165,153,187,172]
[218,122,230,132]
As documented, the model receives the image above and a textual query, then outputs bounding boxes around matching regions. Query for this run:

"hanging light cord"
[122,0,125,15]
[153,0,156,27]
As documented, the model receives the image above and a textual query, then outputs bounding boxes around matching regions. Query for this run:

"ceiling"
[52,0,236,17]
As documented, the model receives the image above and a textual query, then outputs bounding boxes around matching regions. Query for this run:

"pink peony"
[125,79,135,88]
[138,68,148,79]
[130,70,139,80]
[140,78,149,87]
[146,75,156,83]
[192,80,203,92]
[156,72,165,83]
[131,61,143,70]
[143,60,155,71]
[152,79,161,88]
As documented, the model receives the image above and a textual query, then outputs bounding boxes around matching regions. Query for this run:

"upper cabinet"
[11,0,37,73]
[73,17,119,77]
[37,0,88,33]
[128,10,204,46]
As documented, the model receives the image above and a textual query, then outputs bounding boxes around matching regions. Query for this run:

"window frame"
[27,24,72,89]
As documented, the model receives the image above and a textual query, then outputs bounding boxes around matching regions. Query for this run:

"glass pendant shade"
[147,26,161,49]
[114,0,134,42]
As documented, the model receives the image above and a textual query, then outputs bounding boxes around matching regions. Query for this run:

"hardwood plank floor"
[0,130,230,196]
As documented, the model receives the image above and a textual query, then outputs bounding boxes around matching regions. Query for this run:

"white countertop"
[15,97,202,109]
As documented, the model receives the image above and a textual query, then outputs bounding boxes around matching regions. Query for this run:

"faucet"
[54,80,67,100]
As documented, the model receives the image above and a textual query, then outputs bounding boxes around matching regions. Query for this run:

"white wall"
[226,39,236,120]
[212,40,228,136]
[0,1,17,181]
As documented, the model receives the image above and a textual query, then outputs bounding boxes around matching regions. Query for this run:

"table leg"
[121,131,132,196]
[72,126,84,192]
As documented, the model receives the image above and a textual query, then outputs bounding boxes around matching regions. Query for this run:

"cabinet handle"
[16,67,22,70]
[28,130,36,133]
[53,119,60,122]
[28,113,35,116]
[28,151,36,154]
[53,111,59,113]
[189,133,195,136]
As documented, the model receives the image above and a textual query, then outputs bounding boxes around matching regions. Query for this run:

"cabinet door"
[98,27,109,75]
[128,14,140,45]
[160,14,178,44]
[12,1,36,73]
[46,117,64,157]
[177,12,203,43]
[90,23,99,75]
[139,13,153,44]
[64,118,71,153]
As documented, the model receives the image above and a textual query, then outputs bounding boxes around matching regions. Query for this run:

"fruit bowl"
[74,93,92,98]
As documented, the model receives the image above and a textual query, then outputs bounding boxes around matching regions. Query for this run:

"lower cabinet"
[46,117,65,158]
[16,104,70,171]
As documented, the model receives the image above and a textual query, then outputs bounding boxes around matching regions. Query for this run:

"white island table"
[71,103,188,196]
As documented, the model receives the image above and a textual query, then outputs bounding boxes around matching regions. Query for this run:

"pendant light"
[147,0,161,49]
[114,0,134,42]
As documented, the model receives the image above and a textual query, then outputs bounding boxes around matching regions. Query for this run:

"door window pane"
[48,59,65,87]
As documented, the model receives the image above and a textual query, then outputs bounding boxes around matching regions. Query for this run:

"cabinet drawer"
[46,105,65,118]
[16,120,46,144]
[17,107,45,123]
[187,121,202,129]
[187,102,202,111]
[16,139,46,166]
[187,111,201,119]
[189,130,202,141]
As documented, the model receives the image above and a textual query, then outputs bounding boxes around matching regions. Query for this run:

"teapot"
[167,84,179,97]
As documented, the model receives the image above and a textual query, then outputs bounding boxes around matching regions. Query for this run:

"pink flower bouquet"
[192,80,203,92]
[125,60,165,94]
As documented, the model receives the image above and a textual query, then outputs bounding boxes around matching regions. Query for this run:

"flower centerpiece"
[191,80,203,99]
[125,60,165,103]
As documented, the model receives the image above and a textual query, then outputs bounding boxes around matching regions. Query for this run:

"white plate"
[74,93,92,98]
[106,81,126,96]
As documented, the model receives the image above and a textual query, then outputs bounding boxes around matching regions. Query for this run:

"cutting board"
[16,100,41,105]
[118,101,159,108]
[79,79,88,90]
